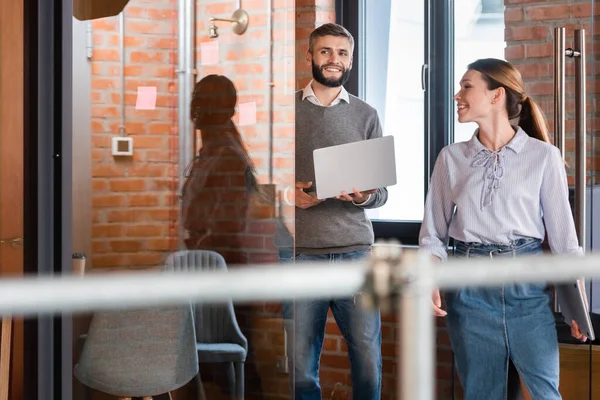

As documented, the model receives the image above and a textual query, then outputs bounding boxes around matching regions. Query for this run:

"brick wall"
[504,0,599,183]
[88,0,296,398]
[90,0,295,270]
[90,1,179,269]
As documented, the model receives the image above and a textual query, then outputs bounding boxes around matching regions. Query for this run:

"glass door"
[69,0,296,398]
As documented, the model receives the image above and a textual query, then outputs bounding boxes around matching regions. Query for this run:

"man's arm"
[353,187,388,209]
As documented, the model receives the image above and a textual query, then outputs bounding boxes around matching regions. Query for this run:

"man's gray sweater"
[295,90,388,254]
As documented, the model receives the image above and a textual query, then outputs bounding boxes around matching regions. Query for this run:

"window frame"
[24,0,73,397]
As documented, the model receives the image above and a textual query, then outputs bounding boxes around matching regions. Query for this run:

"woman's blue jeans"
[446,238,561,400]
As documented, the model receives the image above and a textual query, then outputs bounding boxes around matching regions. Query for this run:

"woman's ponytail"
[519,96,551,144]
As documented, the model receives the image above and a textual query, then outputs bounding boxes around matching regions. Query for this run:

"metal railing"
[0,250,599,399]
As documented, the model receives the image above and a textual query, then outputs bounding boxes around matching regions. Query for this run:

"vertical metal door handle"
[573,29,586,249]
[554,27,586,247]
[554,27,565,158]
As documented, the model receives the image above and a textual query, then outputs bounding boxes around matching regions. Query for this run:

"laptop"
[556,281,596,341]
[313,135,397,200]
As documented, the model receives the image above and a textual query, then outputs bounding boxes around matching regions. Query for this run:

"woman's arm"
[419,149,454,262]
[540,147,583,255]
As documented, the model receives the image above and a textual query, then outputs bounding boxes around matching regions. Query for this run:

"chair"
[166,250,248,400]
[73,304,203,400]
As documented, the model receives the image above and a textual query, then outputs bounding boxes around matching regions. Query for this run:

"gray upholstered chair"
[165,250,248,400]
[73,304,203,399]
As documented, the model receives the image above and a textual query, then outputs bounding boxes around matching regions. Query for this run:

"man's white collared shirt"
[301,80,350,107]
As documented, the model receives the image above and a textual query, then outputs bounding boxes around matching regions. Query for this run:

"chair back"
[165,250,247,349]
[74,304,198,397]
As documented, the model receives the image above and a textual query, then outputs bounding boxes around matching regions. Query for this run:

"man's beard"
[312,60,351,88]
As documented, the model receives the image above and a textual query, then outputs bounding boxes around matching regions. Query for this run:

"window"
[338,0,453,243]
[365,0,425,222]
[481,0,504,14]
[340,0,425,223]
[454,0,506,143]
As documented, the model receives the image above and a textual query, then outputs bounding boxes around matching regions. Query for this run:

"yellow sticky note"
[239,102,257,126]
[135,86,157,110]
[200,41,219,65]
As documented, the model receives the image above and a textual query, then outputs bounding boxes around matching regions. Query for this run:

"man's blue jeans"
[280,250,382,400]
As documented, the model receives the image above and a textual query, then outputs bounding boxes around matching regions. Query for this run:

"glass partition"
[71,0,295,398]
[50,0,600,399]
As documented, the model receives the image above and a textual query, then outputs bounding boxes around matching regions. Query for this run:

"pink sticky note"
[239,102,257,126]
[200,41,219,65]
[135,86,157,110]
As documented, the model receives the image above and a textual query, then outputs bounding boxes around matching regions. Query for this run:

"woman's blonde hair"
[468,58,550,144]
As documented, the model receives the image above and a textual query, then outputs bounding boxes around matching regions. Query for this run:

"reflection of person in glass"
[182,74,266,399]
[419,58,586,399]
[182,74,257,264]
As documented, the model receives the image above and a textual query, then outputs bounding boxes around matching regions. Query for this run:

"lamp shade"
[73,0,130,21]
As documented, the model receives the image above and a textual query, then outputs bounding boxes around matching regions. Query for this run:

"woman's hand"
[432,289,447,317]
[571,279,589,342]
[570,319,588,342]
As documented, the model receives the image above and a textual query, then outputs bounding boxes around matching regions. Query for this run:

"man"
[289,23,387,400]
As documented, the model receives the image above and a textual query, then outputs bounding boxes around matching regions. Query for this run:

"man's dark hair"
[308,23,354,55]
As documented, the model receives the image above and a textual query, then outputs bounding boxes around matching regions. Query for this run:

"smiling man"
[284,23,387,400]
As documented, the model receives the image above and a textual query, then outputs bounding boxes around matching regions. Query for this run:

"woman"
[182,74,267,399]
[182,74,258,264]
[419,58,586,399]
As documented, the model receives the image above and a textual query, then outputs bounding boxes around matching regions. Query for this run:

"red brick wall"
[88,0,296,398]
[90,0,295,270]
[90,1,179,269]
[504,0,599,183]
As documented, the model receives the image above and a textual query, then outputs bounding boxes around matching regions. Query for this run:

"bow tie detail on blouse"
[472,149,505,210]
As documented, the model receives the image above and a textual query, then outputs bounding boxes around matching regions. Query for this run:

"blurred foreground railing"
[1,250,600,399]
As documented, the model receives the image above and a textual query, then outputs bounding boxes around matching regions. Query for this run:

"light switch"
[111,136,133,156]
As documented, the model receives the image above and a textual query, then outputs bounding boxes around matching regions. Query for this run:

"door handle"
[572,29,586,250]
[0,237,22,248]
[554,27,565,157]
[554,27,586,248]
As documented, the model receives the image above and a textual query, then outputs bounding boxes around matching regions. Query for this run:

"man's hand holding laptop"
[295,181,324,209]
[295,182,376,208]
[335,187,376,203]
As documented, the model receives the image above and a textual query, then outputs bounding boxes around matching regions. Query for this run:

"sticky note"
[239,102,257,126]
[200,41,219,65]
[135,86,157,110]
